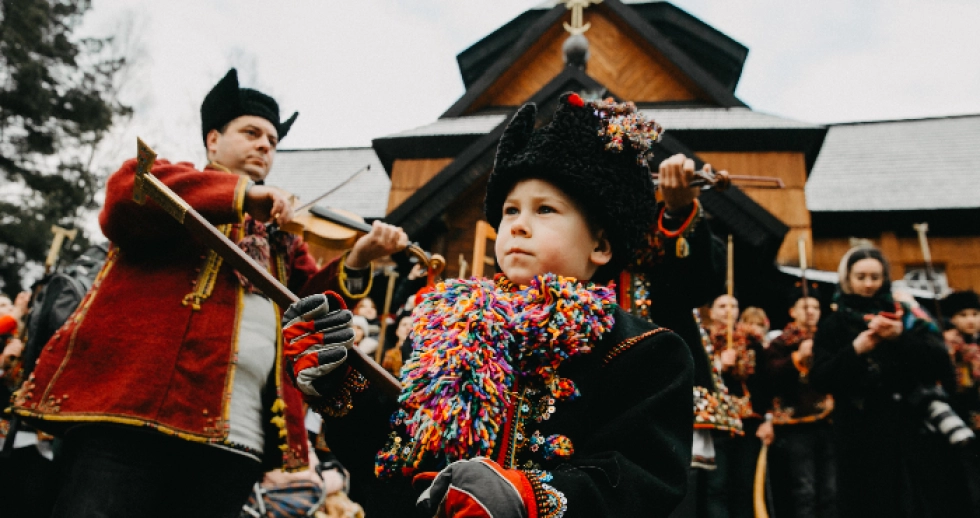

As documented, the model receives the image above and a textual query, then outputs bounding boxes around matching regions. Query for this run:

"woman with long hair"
[810,246,971,517]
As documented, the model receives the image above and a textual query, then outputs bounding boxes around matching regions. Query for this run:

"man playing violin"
[10,68,407,518]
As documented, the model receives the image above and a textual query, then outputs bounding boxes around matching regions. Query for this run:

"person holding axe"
[9,68,406,518]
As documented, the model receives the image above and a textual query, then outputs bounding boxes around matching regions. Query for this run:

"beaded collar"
[376,274,616,476]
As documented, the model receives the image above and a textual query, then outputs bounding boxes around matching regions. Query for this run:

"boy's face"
[495,179,611,287]
[952,308,980,336]
[789,297,821,328]
[710,295,739,325]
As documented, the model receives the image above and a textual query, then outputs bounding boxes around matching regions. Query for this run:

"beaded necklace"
[376,274,616,477]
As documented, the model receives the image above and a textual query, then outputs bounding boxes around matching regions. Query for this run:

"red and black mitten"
[282,292,354,397]
[415,458,534,518]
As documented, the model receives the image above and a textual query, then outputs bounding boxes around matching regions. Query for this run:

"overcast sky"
[80,0,980,168]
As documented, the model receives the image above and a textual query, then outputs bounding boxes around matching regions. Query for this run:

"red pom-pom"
[567,93,585,108]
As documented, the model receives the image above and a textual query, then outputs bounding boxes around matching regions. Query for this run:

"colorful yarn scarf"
[378,274,616,475]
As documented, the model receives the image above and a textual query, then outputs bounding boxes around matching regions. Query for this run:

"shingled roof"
[265,147,389,219]
[806,114,980,212]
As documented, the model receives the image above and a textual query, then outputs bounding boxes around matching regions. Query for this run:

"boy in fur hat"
[283,93,694,517]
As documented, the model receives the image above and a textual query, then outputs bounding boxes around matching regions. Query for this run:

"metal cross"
[563,0,602,36]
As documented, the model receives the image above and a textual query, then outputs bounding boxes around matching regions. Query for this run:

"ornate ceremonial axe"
[45,225,78,274]
[132,138,402,400]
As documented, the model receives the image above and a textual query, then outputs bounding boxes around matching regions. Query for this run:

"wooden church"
[268,0,980,325]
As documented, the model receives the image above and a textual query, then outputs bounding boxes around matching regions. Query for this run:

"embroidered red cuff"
[523,469,567,518]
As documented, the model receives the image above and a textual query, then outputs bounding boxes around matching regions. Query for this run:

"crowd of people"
[0,68,978,518]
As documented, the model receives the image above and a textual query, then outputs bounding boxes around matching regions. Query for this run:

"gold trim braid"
[234,176,249,223]
[182,224,232,310]
[337,251,375,300]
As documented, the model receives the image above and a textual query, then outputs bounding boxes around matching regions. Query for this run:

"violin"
[651,168,784,191]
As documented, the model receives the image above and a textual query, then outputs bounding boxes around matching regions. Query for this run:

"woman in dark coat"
[810,246,971,517]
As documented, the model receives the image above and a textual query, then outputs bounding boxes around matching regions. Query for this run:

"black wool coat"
[810,300,970,517]
[321,307,694,517]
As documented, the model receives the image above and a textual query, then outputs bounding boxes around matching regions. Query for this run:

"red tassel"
[567,93,584,108]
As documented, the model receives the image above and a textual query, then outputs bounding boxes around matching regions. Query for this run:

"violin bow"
[308,206,446,277]
[132,138,402,400]
[292,164,371,215]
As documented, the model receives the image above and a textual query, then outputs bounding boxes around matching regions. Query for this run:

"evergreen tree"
[0,0,131,295]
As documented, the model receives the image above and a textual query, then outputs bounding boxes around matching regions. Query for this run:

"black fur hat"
[789,280,821,305]
[485,92,662,282]
[200,68,298,146]
[942,290,980,318]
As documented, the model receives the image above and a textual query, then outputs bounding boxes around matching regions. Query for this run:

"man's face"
[206,115,278,181]
[710,295,739,325]
[952,308,980,336]
[494,179,611,287]
[789,297,821,328]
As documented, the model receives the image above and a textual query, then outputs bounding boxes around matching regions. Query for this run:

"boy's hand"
[283,293,355,397]
[658,154,700,213]
[347,221,409,269]
[415,458,531,518]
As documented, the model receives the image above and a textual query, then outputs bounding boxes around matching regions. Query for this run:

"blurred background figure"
[811,246,973,517]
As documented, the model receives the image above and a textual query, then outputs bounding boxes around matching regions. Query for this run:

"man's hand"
[244,185,294,226]
[283,293,355,397]
[347,221,409,269]
[658,154,700,213]
[797,338,814,359]
[1,337,24,365]
[720,348,738,369]
[756,420,775,446]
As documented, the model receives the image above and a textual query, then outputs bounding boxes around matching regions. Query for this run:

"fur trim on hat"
[484,93,660,282]
[200,68,298,146]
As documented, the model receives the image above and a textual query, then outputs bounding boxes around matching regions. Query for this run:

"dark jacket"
[810,294,969,517]
[764,323,832,424]
[322,307,694,517]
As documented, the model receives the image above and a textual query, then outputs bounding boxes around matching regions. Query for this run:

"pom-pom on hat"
[941,290,980,318]
[200,68,298,146]
[485,92,663,282]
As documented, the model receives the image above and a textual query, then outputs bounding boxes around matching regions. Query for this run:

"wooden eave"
[372,133,482,177]
[667,127,829,174]
[442,0,745,119]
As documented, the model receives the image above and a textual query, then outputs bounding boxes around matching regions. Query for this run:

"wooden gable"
[467,5,712,114]
[386,158,455,214]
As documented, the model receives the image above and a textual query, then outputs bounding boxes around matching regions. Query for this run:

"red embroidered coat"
[12,159,358,471]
